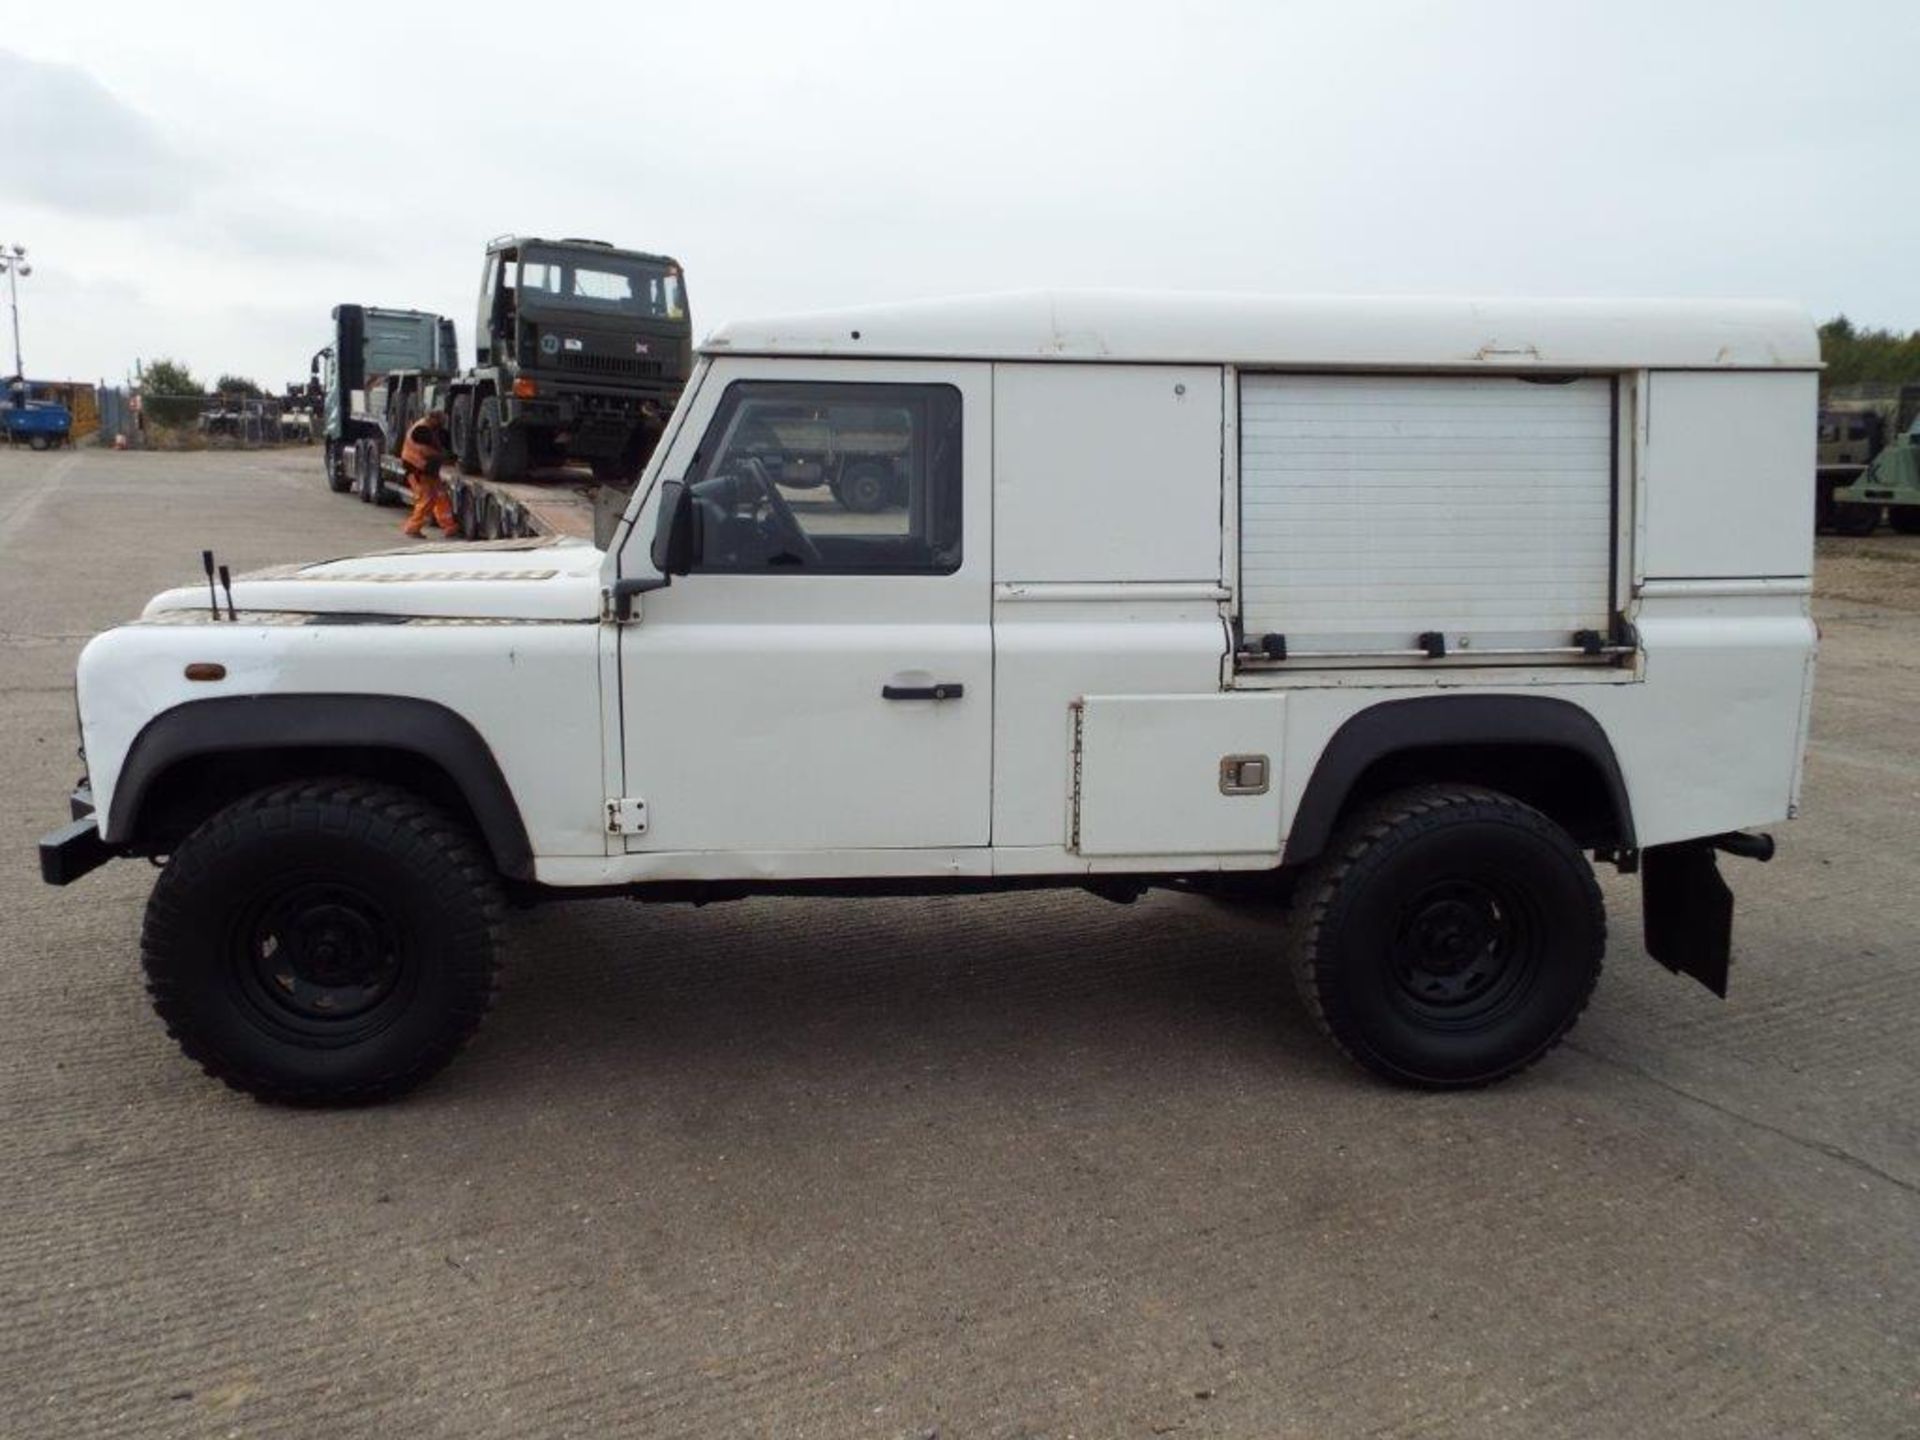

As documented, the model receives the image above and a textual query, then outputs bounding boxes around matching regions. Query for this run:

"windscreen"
[515,248,686,321]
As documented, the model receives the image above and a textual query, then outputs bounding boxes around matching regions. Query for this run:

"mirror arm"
[610,573,668,621]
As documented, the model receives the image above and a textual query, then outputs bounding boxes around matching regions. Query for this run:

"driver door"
[616,358,992,855]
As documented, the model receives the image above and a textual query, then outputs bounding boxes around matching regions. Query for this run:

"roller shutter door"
[1238,374,1614,657]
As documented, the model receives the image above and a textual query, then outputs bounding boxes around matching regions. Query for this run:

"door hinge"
[605,797,648,835]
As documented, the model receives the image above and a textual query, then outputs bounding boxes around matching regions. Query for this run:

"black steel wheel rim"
[846,464,885,508]
[231,876,411,1036]
[1387,876,1539,1026]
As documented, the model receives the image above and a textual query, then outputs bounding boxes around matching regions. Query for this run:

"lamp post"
[0,245,31,382]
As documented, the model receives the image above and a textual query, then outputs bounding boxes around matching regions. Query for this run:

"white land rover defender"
[39,293,1819,1103]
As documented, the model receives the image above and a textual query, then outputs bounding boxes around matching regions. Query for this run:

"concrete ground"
[1,446,1914,1439]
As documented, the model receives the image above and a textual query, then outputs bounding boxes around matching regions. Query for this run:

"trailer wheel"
[1287,784,1603,1088]
[836,458,893,513]
[355,439,378,504]
[325,440,352,493]
[1889,508,1920,536]
[141,779,503,1105]
[451,396,481,476]
[1832,502,1881,536]
[476,396,526,482]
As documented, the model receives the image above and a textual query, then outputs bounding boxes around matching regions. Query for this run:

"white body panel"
[1639,371,1816,580]
[144,539,605,622]
[80,619,606,859]
[70,291,1820,893]
[1075,694,1287,856]
[993,363,1222,583]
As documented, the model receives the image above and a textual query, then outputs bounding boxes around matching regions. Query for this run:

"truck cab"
[456,236,690,485]
[39,292,1821,1106]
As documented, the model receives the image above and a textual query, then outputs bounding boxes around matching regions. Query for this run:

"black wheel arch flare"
[105,695,534,880]
[1283,694,1636,866]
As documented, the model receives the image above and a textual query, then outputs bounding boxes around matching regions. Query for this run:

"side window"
[686,382,962,574]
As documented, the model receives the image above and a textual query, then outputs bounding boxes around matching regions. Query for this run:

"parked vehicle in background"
[316,304,460,501]
[1839,417,1920,534]
[1817,384,1920,534]
[40,292,1819,1106]
[2,380,72,449]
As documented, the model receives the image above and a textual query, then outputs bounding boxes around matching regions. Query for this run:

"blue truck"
[2,382,72,450]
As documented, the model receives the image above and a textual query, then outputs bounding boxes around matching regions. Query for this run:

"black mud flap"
[1641,840,1733,997]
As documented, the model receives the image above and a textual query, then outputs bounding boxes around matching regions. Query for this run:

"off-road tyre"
[1288,784,1603,1088]
[1832,502,1880,536]
[141,780,504,1105]
[836,458,893,513]
[1888,507,1920,536]
[451,395,482,475]
[476,395,527,483]
[324,439,352,493]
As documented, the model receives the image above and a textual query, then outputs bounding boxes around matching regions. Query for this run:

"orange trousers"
[402,469,457,536]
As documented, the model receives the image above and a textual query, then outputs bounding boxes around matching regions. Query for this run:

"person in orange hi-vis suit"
[400,410,462,539]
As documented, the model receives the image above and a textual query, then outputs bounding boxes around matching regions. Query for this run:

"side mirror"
[650,479,700,575]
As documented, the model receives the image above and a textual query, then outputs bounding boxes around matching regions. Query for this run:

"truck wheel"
[1888,508,1920,536]
[451,395,482,476]
[1832,502,1880,536]
[356,439,379,504]
[836,459,892,513]
[140,780,503,1105]
[325,440,352,493]
[1288,784,1603,1088]
[476,396,526,482]
[28,434,49,451]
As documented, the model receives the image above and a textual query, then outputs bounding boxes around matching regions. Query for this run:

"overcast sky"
[3,0,1916,387]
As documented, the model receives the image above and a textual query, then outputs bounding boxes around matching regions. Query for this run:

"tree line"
[1817,317,1920,392]
[139,358,266,427]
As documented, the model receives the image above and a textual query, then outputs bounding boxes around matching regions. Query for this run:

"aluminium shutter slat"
[1238,374,1614,654]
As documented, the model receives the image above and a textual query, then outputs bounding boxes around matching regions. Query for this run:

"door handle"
[882,681,964,701]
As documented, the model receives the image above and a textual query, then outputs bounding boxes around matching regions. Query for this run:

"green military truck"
[448,236,691,487]
[1818,386,1920,535]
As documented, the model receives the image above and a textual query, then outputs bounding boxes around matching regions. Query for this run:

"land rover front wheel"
[141,780,504,1105]
[1288,784,1603,1088]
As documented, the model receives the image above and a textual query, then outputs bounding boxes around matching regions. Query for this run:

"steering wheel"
[739,457,822,566]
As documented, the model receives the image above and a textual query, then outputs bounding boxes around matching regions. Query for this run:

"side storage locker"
[1238,374,1617,659]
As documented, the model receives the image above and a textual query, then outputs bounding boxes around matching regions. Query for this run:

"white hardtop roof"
[703,290,1819,371]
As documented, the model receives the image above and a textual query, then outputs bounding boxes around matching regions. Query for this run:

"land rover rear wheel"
[141,780,503,1105]
[1288,784,1603,1088]
[1889,508,1920,535]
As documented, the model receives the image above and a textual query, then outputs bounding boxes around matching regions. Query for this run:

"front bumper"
[39,787,115,886]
